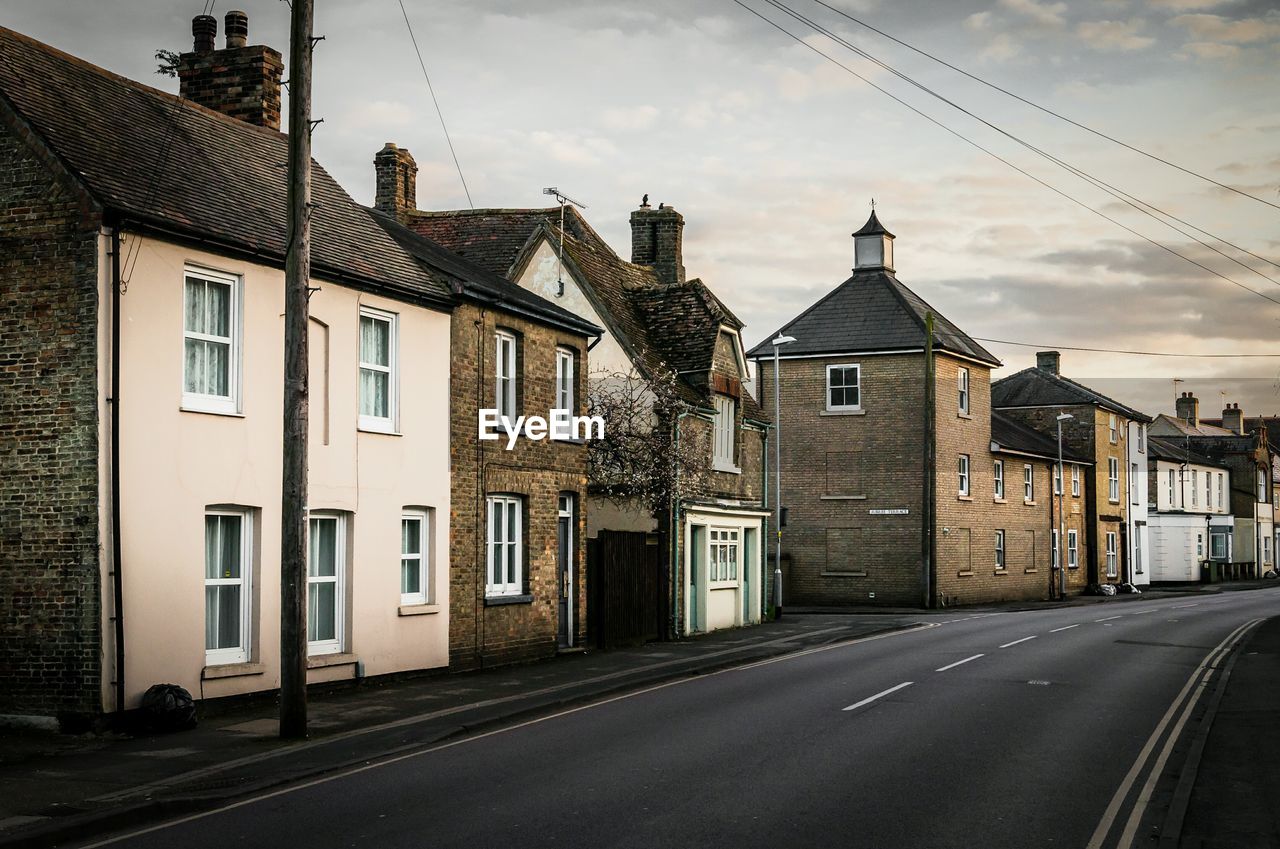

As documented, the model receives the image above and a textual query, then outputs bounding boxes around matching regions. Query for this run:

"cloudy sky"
[6,0,1279,416]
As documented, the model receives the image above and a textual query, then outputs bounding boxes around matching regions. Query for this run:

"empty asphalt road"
[86,588,1280,849]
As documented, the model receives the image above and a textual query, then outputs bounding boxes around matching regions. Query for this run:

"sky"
[5,0,1279,418]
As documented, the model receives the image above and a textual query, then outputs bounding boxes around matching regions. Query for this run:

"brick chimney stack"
[1222,402,1244,435]
[177,11,284,130]
[630,201,686,286]
[373,143,418,220]
[1176,392,1200,428]
[1035,351,1060,376]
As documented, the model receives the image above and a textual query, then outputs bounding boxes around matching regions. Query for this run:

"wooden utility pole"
[921,312,936,609]
[279,0,314,740]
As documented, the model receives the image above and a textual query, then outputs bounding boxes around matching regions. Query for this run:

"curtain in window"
[205,514,242,651]
[184,278,232,396]
[360,316,390,418]
[308,518,337,642]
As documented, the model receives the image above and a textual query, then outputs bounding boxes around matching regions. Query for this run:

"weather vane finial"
[870,197,875,211]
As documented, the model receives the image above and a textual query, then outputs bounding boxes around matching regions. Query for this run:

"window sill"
[180,405,244,418]
[202,661,264,680]
[993,568,1008,576]
[822,570,868,577]
[821,408,865,417]
[1024,568,1038,574]
[358,424,402,437]
[398,603,440,616]
[713,461,742,475]
[993,497,1007,504]
[957,570,974,578]
[1024,500,1037,506]
[821,494,866,501]
[957,412,973,420]
[550,435,588,445]
[957,495,973,502]
[485,593,533,606]
[307,652,357,669]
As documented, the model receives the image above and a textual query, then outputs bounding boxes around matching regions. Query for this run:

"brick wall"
[176,45,284,130]
[449,302,589,669]
[0,118,103,717]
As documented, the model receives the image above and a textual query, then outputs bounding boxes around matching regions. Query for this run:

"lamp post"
[1056,413,1073,599]
[772,334,796,618]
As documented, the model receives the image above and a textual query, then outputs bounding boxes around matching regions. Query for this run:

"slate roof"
[370,210,600,337]
[1148,413,1236,438]
[403,206,768,423]
[1200,415,1280,455]
[990,411,1092,463]
[991,367,1153,422]
[1147,435,1229,469]
[744,268,1000,366]
[0,26,450,308]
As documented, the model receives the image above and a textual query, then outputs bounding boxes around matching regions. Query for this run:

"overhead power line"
[396,0,474,208]
[760,0,1280,287]
[804,0,1280,214]
[730,0,1280,308]
[973,337,1280,359]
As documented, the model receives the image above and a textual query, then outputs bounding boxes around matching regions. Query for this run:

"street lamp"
[1056,413,1073,599]
[772,334,796,618]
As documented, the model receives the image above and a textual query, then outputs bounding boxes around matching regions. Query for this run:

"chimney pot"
[192,15,217,54]
[225,10,249,49]
[1035,350,1060,376]
[1222,403,1245,435]
[1176,392,1200,428]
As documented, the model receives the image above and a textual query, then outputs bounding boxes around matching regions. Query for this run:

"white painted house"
[1127,420,1150,586]
[1146,436,1233,583]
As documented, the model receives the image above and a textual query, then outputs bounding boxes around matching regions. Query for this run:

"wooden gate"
[587,530,663,648]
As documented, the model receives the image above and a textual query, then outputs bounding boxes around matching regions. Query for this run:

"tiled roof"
[744,268,999,366]
[991,367,1152,422]
[1200,415,1280,455]
[370,210,599,337]
[1147,435,1229,469]
[405,206,768,422]
[0,26,449,307]
[1148,413,1236,438]
[990,411,1091,463]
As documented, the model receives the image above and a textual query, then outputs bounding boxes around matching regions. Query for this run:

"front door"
[557,495,574,648]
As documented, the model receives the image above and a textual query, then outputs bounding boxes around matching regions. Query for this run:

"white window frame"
[182,266,242,415]
[1205,472,1212,512]
[993,460,1004,500]
[1218,473,1224,510]
[1264,535,1272,565]
[401,509,432,606]
[1168,469,1177,508]
[1071,464,1081,497]
[958,454,970,496]
[1109,413,1119,444]
[1067,529,1079,569]
[358,306,399,433]
[486,495,524,598]
[994,529,1005,570]
[825,364,861,412]
[1137,426,1145,453]
[1131,462,1139,506]
[1052,529,1060,570]
[1192,469,1199,507]
[1053,463,1062,496]
[1106,531,1118,578]
[204,509,252,665]
[1108,457,1120,503]
[957,367,970,415]
[1259,469,1268,504]
[496,331,518,424]
[1210,531,1228,560]
[709,527,741,586]
[1023,464,1034,502]
[307,512,346,656]
[713,395,738,472]
[554,347,575,415]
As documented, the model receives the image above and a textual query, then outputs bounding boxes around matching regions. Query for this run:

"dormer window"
[852,210,895,272]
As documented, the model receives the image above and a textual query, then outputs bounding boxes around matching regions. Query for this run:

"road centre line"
[1085,618,1263,849]
[842,681,913,712]
[936,654,984,672]
[1050,624,1079,632]
[1095,616,1122,622]
[999,635,1037,648]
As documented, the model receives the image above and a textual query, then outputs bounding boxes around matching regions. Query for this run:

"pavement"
[2,580,1275,849]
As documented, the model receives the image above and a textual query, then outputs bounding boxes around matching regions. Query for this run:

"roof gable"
[991,367,1151,422]
[745,268,999,365]
[0,26,448,306]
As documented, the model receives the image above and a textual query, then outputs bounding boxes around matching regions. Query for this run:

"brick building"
[405,201,770,637]
[370,153,601,668]
[0,17,457,721]
[992,353,1152,588]
[749,212,1070,607]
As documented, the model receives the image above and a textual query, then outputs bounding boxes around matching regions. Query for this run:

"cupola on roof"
[853,209,895,272]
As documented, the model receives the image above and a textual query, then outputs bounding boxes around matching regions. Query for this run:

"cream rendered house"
[0,19,452,719]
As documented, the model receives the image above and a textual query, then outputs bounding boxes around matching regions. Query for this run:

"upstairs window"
[183,267,241,414]
[1218,473,1225,510]
[1131,462,1140,505]
[555,347,575,414]
[1168,469,1176,508]
[1053,463,1062,496]
[993,460,1004,500]
[957,368,970,415]
[1191,470,1199,507]
[359,307,398,432]
[826,364,861,411]
[713,395,737,470]
[1023,464,1034,502]
[496,331,518,423]
[1108,457,1120,502]
[958,454,971,496]
[1109,413,1119,444]
[1137,426,1145,453]
[1071,464,1081,497]
[1259,468,1268,504]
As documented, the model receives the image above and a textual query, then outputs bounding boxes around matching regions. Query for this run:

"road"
[86,588,1279,849]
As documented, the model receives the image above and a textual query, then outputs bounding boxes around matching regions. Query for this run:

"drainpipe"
[669,409,695,639]
[109,226,125,713]
[761,422,771,621]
